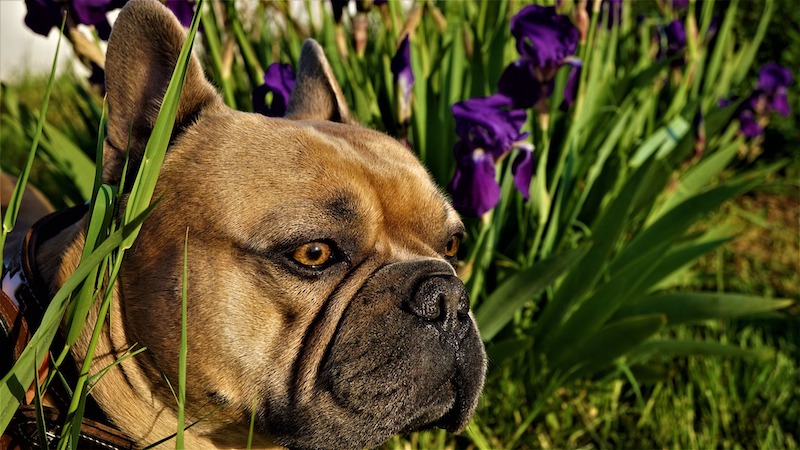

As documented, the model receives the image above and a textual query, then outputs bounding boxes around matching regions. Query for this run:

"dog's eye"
[292,242,334,268]
[444,234,461,258]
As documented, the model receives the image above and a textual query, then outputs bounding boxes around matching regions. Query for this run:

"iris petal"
[510,5,579,71]
[738,110,763,139]
[448,147,502,217]
[391,35,415,103]
[560,59,583,111]
[165,0,196,28]
[452,95,527,159]
[498,60,542,109]
[758,63,793,93]
[24,0,62,37]
[512,149,535,201]
[253,63,296,117]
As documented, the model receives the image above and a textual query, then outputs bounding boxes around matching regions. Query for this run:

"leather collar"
[1,205,137,449]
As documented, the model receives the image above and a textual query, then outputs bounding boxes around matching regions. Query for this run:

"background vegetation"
[1,0,797,448]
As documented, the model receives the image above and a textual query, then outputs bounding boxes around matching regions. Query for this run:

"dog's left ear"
[286,40,356,124]
[103,0,221,185]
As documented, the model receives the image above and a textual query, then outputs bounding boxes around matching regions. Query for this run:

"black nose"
[407,275,470,334]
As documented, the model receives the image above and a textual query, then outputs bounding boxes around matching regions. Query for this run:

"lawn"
[2,0,798,448]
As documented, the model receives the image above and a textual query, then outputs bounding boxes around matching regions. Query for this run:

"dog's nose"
[407,275,470,334]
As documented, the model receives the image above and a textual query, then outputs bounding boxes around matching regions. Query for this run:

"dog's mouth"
[262,343,481,450]
[399,378,477,435]
[303,334,481,448]
[261,261,486,450]
[395,379,456,433]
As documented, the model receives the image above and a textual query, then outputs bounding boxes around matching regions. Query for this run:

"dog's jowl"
[3,0,487,448]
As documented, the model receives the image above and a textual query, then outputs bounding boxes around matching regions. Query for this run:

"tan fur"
[16,1,486,448]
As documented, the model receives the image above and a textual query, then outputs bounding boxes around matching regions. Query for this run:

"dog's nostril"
[409,290,441,321]
[407,276,470,331]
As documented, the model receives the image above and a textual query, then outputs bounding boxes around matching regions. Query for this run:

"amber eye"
[292,242,334,268]
[444,234,461,258]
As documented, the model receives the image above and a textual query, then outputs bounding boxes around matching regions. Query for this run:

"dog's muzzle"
[266,259,486,450]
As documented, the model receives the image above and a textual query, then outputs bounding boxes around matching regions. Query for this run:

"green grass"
[4,53,798,450]
[1,74,102,209]
[381,174,800,449]
[690,189,800,300]
[3,79,795,450]
[383,321,799,449]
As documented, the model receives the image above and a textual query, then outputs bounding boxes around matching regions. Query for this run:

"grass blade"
[612,293,793,325]
[0,17,65,258]
[32,352,49,449]
[0,199,160,433]
[535,156,657,347]
[629,339,774,362]
[122,0,204,250]
[552,314,667,377]
[176,228,189,448]
[63,185,114,345]
[474,244,589,342]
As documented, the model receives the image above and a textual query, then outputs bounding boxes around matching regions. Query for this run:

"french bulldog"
[6,0,486,448]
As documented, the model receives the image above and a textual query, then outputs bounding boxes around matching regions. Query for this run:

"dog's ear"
[103,0,220,185]
[286,39,355,124]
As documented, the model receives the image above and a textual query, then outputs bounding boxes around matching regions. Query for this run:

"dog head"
[95,0,486,448]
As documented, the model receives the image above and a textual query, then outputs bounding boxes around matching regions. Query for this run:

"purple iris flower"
[391,35,414,106]
[498,61,546,109]
[561,60,583,111]
[73,0,126,39]
[498,5,581,110]
[758,63,793,116]
[24,0,125,39]
[449,144,503,217]
[665,20,687,51]
[512,147,535,201]
[24,0,62,36]
[252,63,296,118]
[511,5,580,71]
[758,64,793,92]
[452,95,527,158]
[72,0,112,27]
[737,109,763,139]
[719,96,761,139]
[719,64,793,139]
[165,0,196,28]
[669,0,689,9]
[448,95,532,216]
[661,19,687,63]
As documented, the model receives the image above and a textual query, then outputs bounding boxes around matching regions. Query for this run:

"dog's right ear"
[103,0,220,185]
[286,40,355,124]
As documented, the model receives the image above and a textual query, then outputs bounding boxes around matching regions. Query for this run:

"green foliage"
[1,19,65,259]
[0,0,795,448]
[735,0,800,161]
[1,73,103,209]
[0,3,203,446]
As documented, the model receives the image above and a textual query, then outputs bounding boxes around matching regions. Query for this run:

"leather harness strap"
[1,205,137,449]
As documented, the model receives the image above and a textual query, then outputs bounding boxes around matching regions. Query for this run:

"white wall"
[0,0,79,81]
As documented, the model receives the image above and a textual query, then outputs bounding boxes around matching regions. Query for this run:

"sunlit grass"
[1,0,796,448]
